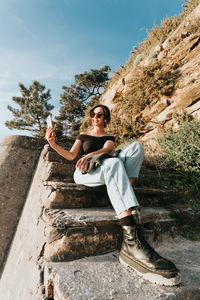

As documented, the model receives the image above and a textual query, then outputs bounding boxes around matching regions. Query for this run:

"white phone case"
[47,115,53,128]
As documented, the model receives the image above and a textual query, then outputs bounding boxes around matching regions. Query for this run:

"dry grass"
[106,1,200,91]
[107,58,181,142]
[126,0,200,64]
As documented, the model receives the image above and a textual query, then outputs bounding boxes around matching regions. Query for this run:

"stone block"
[42,207,176,262]
[43,181,183,209]
[43,238,200,300]
[44,162,75,182]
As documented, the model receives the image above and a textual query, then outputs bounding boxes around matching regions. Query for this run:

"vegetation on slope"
[99,0,200,199]
[108,0,200,87]
[158,113,200,196]
[101,0,200,144]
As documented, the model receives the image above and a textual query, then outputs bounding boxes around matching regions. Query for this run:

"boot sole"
[119,254,181,286]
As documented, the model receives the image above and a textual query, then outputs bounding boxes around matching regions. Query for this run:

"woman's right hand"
[46,127,56,146]
[76,156,89,173]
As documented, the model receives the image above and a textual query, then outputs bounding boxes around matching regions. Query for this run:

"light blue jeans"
[74,142,144,216]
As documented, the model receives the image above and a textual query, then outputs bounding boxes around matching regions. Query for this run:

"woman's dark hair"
[89,104,111,127]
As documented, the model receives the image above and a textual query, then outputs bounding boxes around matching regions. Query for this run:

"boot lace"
[135,225,158,258]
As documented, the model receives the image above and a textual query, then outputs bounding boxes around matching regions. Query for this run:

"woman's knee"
[130,141,144,156]
[103,157,122,169]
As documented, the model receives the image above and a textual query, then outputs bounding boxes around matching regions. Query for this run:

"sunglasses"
[91,112,104,119]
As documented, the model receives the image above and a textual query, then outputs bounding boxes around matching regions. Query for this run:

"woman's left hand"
[76,156,89,173]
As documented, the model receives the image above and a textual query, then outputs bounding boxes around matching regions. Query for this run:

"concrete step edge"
[42,206,173,228]
[43,180,178,194]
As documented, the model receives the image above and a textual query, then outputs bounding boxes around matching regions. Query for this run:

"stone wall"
[0,136,45,277]
[0,142,50,299]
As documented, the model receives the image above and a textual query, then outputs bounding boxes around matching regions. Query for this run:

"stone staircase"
[40,143,200,300]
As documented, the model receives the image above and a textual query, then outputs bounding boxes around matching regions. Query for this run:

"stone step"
[43,146,189,199]
[44,162,75,182]
[43,145,178,189]
[43,181,110,208]
[44,150,78,165]
[43,152,168,189]
[43,157,175,189]
[43,181,181,208]
[42,206,176,262]
[43,143,78,165]
[43,238,200,300]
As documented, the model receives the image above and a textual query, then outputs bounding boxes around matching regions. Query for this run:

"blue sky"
[0,0,184,140]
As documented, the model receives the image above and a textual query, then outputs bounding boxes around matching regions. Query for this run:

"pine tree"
[5,80,54,138]
[55,65,111,138]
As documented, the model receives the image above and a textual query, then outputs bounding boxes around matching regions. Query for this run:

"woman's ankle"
[118,210,132,219]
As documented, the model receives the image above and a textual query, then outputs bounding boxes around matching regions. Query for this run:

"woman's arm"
[46,127,82,161]
[76,140,115,172]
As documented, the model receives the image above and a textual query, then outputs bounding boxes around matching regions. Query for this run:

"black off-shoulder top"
[77,134,115,155]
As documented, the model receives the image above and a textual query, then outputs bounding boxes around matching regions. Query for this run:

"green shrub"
[157,113,200,195]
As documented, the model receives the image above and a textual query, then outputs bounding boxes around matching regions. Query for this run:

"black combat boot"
[118,214,181,286]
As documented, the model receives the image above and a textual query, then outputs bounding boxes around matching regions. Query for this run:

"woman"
[46,104,181,286]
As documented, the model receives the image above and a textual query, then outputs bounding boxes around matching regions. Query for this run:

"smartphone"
[47,114,54,138]
[47,114,53,128]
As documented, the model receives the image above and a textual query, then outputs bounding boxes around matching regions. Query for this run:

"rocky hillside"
[101,2,200,144]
